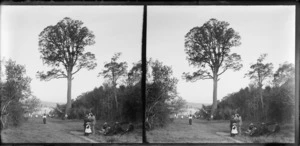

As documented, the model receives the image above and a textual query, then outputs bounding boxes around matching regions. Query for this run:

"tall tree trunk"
[258,84,264,120]
[65,73,72,118]
[113,82,119,120]
[114,87,118,110]
[0,114,8,129]
[211,74,218,119]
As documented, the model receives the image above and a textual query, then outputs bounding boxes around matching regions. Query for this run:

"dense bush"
[59,61,143,124]
[121,84,142,122]
[146,59,186,130]
[1,59,32,129]
[7,101,25,127]
[212,62,295,123]
[52,103,67,119]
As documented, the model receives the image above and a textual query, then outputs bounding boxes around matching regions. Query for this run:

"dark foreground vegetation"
[197,61,295,124]
[146,59,187,130]
[1,59,40,130]
[51,53,142,125]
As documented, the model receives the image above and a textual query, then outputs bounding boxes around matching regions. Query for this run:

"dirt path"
[69,131,98,143]
[215,132,243,143]
[1,118,98,143]
[146,118,242,143]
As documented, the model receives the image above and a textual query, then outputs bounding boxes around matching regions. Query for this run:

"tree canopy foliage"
[1,59,32,129]
[183,18,242,117]
[245,54,273,87]
[22,96,41,114]
[37,17,97,115]
[273,62,295,87]
[146,59,186,130]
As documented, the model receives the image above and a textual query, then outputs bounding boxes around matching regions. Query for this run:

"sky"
[1,6,143,103]
[147,6,295,104]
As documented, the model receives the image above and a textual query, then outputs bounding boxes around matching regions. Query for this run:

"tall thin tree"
[245,53,273,119]
[99,52,127,111]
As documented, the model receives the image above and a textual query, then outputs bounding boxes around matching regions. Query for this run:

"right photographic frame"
[146,5,296,143]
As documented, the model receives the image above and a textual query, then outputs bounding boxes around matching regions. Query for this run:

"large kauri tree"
[183,18,242,118]
[37,17,97,116]
[99,52,127,110]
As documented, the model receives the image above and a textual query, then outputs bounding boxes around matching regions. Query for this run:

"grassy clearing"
[1,118,88,143]
[146,118,234,143]
[1,117,142,143]
[146,118,295,143]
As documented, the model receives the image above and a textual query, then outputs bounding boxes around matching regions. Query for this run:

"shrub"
[7,101,25,127]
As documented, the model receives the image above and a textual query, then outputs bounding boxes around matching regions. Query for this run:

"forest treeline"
[51,53,142,123]
[197,61,295,123]
[52,58,187,128]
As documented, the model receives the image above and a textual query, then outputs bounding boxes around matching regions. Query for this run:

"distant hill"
[186,102,210,109]
[32,101,64,115]
[178,102,210,115]
[40,101,62,108]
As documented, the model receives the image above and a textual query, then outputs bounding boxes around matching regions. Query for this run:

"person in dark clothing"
[127,123,134,132]
[42,113,47,124]
[89,113,96,135]
[229,115,235,132]
[100,122,109,134]
[113,122,124,134]
[245,123,255,135]
[120,123,135,136]
[188,114,192,125]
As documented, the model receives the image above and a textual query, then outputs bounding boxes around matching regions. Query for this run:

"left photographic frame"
[1,5,143,143]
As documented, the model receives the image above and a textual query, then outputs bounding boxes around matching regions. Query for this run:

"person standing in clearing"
[90,113,96,135]
[43,113,47,124]
[237,114,242,135]
[188,114,192,125]
[229,114,235,132]
[231,123,238,137]
[85,122,92,136]
[83,114,89,133]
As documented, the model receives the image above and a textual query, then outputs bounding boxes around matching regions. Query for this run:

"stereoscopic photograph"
[0,3,298,145]
[1,5,143,143]
[146,6,295,143]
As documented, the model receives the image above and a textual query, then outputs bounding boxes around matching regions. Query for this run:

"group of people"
[244,122,280,136]
[83,112,135,136]
[83,113,96,136]
[99,121,134,136]
[229,114,242,137]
